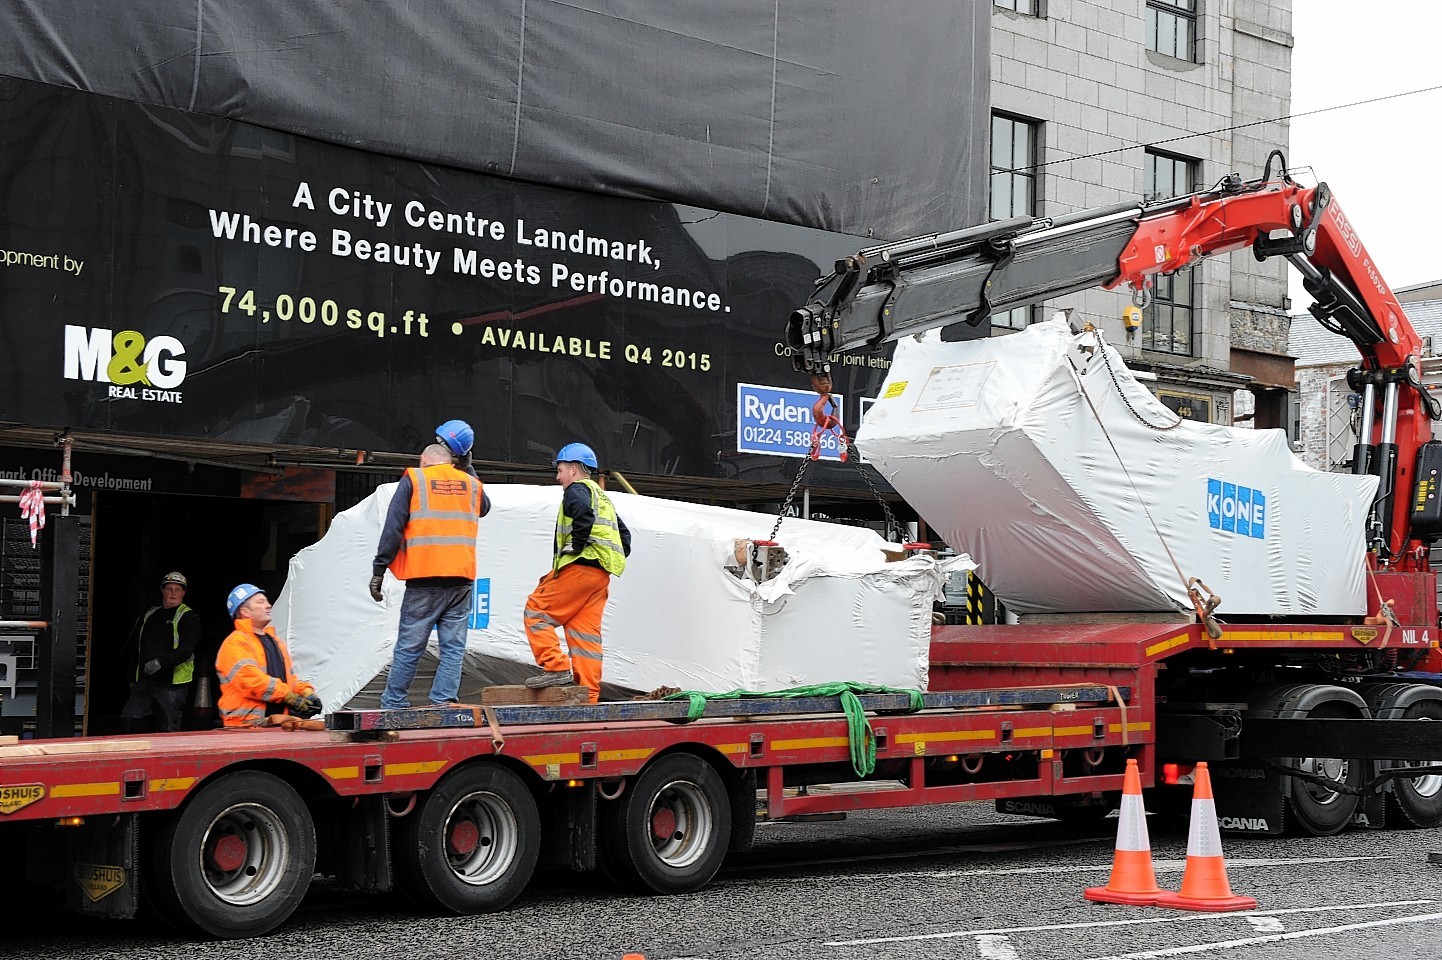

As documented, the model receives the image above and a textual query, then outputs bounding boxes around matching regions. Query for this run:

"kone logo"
[1207,478,1266,539]
[63,326,187,403]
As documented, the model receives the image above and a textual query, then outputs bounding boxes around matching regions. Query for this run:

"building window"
[1144,148,1195,202]
[1143,271,1195,354]
[994,0,1041,15]
[990,113,1040,330]
[1143,150,1197,354]
[1147,0,1197,62]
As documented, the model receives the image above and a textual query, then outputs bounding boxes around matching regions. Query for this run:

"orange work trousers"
[524,563,611,703]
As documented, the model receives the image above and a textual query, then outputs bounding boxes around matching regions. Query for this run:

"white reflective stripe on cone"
[1186,798,1225,858]
[1115,792,1151,852]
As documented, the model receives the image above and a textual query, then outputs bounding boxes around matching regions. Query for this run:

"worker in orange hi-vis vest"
[216,585,320,727]
[370,421,491,709]
[522,442,630,703]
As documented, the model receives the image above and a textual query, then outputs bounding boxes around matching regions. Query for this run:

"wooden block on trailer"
[0,738,151,757]
[474,684,589,706]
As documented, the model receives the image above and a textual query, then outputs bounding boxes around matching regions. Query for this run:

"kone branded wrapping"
[855,319,1379,616]
[275,484,956,711]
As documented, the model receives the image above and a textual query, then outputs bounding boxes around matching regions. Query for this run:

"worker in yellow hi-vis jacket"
[521,442,630,703]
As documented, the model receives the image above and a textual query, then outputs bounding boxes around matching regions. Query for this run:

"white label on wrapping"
[913,361,996,412]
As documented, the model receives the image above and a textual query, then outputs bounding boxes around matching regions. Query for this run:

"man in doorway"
[369,424,490,709]
[216,584,320,726]
[119,571,201,733]
[522,442,630,703]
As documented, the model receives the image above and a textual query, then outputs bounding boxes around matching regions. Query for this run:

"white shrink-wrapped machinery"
[275,484,957,711]
[855,318,1379,617]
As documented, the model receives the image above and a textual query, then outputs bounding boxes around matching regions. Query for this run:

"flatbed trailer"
[8,163,1442,938]
[3,617,1441,939]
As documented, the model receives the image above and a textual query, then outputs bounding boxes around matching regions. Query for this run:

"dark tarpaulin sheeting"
[0,0,988,239]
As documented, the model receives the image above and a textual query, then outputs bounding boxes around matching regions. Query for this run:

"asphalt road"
[8,803,1442,960]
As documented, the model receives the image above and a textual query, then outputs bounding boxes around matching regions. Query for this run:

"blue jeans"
[382,582,472,709]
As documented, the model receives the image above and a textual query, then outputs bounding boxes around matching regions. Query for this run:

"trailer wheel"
[1286,703,1362,836]
[149,770,316,939]
[600,754,731,894]
[395,763,540,913]
[1385,699,1442,828]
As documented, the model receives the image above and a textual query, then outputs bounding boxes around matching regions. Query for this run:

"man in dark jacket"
[119,571,201,732]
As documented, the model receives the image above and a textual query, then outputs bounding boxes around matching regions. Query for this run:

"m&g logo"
[63,326,186,402]
[1207,478,1266,539]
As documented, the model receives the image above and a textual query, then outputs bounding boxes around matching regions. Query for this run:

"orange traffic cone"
[1085,758,1167,905]
[1155,761,1257,912]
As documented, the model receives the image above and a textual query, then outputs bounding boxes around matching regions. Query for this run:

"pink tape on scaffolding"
[18,479,46,547]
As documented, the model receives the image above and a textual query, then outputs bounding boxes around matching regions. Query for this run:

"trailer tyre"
[601,754,732,894]
[395,763,540,914]
[1385,698,1442,828]
[149,770,316,939]
[1286,703,1363,836]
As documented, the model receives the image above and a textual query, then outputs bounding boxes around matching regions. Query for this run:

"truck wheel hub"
[209,833,248,873]
[449,819,481,856]
[651,807,678,841]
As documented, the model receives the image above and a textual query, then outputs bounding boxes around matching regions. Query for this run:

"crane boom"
[786,158,1441,570]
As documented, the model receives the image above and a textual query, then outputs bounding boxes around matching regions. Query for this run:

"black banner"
[0,78,895,487]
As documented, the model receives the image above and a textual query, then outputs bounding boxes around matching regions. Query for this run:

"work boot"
[524,670,573,689]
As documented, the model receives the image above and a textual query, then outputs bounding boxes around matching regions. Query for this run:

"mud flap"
[66,813,139,918]
[1206,761,1285,835]
[996,798,1065,819]
[1356,766,1387,830]
[728,770,758,853]
[327,797,393,893]
[995,794,1113,820]
[540,782,596,872]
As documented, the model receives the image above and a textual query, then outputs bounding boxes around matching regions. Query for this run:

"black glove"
[369,574,385,602]
[282,691,323,718]
[142,658,163,677]
[560,543,579,556]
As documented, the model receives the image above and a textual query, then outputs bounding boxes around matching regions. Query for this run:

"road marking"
[823,899,1434,946]
[908,855,1391,880]
[752,854,1392,887]
[977,934,1021,959]
[1244,916,1284,933]
[1082,910,1442,959]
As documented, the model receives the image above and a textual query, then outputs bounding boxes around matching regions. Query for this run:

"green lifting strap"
[664,682,925,778]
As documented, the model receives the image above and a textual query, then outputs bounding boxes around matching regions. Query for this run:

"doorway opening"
[86,492,327,735]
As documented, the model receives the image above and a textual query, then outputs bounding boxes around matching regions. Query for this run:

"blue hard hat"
[553,442,598,470]
[435,419,475,456]
[226,583,265,619]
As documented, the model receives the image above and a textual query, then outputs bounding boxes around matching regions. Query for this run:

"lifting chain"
[1095,333,1184,432]
[844,437,908,544]
[770,372,908,545]
[769,456,812,543]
